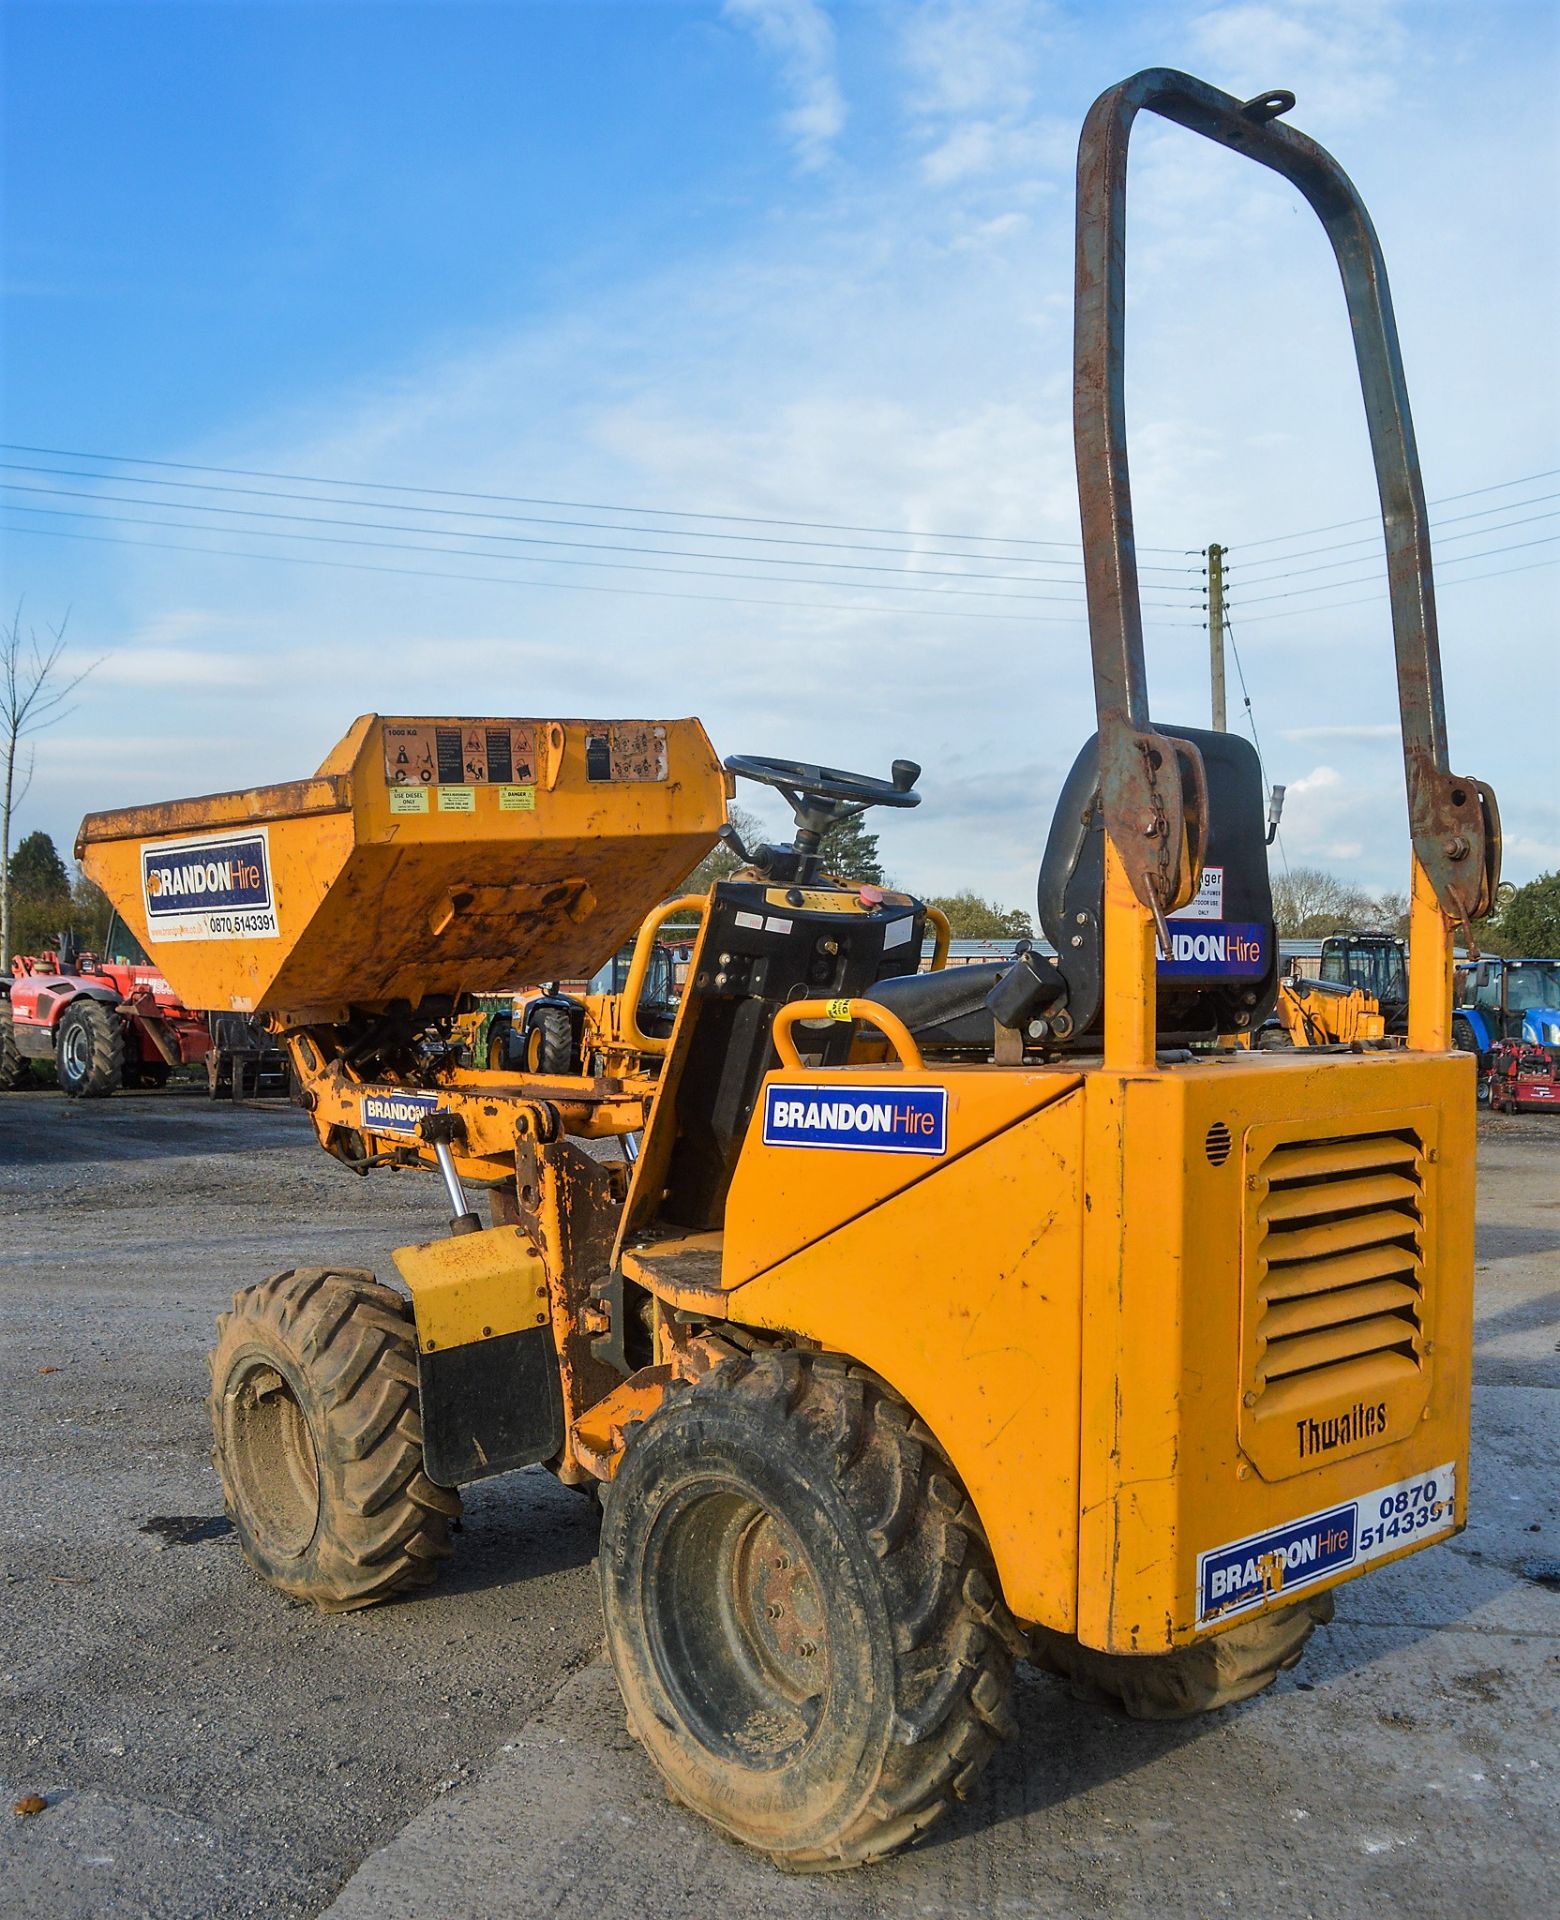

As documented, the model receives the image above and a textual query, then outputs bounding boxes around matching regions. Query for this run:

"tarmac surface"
[2,1086,1556,1919]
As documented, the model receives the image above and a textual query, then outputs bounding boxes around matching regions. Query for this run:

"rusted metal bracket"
[1074,68,1500,924]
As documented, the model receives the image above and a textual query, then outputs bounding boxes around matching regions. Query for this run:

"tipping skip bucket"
[76,715,728,1016]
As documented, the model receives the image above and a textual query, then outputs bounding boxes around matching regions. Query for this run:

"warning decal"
[383,721,538,787]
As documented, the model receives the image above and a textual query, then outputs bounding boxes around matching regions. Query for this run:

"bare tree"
[1271,863,1410,939]
[2,604,95,968]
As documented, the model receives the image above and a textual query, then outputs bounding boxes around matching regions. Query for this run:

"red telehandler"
[1,910,211,1097]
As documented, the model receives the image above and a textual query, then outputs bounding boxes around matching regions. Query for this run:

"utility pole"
[1206,542,1227,732]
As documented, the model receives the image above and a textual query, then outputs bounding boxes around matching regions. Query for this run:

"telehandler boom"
[78,70,1499,1869]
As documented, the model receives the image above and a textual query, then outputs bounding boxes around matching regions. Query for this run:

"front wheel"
[56,999,124,1098]
[600,1350,1021,1869]
[0,999,32,1090]
[208,1268,460,1611]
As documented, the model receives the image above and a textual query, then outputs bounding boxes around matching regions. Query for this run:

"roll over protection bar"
[1073,68,1499,941]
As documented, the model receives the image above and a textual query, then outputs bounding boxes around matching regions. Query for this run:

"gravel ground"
[1,1086,1556,1919]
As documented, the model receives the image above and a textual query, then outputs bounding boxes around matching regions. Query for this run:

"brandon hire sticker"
[762,1083,947,1156]
[141,827,278,943]
[360,1090,441,1137]
[1196,1461,1456,1626]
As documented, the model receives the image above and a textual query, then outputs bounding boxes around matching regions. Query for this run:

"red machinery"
[1,913,210,1098]
[1486,1038,1559,1113]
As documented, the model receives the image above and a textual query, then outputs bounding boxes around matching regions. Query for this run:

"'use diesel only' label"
[762,1084,948,1156]
[1197,1462,1456,1626]
[141,829,278,943]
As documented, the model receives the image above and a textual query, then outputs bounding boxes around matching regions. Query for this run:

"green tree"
[927,890,1034,940]
[817,811,884,885]
[7,828,72,956]
[1497,871,1560,955]
[10,828,69,897]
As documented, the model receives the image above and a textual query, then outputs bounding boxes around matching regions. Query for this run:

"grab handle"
[770,998,924,1073]
[1075,68,1498,1058]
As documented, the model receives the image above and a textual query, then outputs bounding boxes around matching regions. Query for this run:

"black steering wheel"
[724,754,921,811]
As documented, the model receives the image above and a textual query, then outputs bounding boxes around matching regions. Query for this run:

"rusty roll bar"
[1073,68,1499,940]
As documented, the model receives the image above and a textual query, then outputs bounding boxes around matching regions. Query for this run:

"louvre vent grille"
[1252,1129,1425,1416]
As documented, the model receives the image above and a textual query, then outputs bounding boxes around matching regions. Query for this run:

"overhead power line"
[1232,465,1560,551]
[1223,553,1560,626]
[1228,532,1560,608]
[0,439,1190,556]
[0,519,1207,628]
[0,496,1200,610]
[0,459,1198,578]
[0,481,1201,602]
[1226,489,1560,577]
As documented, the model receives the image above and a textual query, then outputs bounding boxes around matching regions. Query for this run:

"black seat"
[1034,723,1279,1044]
[865,961,1012,1048]
[868,724,1279,1053]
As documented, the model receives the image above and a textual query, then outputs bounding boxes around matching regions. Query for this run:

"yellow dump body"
[77,715,726,1016]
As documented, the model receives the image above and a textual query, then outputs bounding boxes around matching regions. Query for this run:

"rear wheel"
[600,1350,1021,1869]
[525,1005,575,1075]
[1028,1593,1333,1719]
[208,1268,460,1611]
[0,999,31,1090]
[56,999,124,1098]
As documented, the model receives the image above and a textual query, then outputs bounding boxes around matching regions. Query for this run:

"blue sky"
[3,0,1557,906]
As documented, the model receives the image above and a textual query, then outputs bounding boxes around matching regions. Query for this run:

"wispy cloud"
[724,0,845,170]
[898,0,1060,185]
[1187,0,1410,123]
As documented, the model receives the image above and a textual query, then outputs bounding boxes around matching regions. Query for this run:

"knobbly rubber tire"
[1255,1024,1293,1050]
[0,999,31,1090]
[56,998,124,1098]
[208,1268,460,1612]
[1028,1592,1333,1721]
[525,1005,575,1075]
[483,1016,514,1072]
[599,1349,1022,1869]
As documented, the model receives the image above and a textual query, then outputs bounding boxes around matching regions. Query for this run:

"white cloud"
[94,646,264,691]
[724,0,845,169]
[898,0,1062,185]
[1187,0,1410,123]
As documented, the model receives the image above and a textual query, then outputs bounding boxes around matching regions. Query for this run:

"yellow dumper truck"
[77,70,1497,1868]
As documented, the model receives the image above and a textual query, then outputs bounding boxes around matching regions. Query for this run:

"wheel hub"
[731,1511,829,1702]
[61,1022,88,1075]
[646,1485,830,1766]
[221,1357,321,1558]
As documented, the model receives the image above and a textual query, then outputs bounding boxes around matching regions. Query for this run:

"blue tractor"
[1451,957,1560,1085]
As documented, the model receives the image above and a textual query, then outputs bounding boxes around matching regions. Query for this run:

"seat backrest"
[1037,725,1279,1044]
